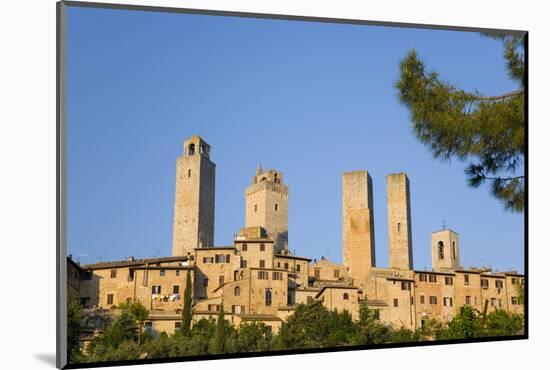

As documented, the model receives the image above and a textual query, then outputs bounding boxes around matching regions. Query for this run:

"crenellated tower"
[245,165,288,252]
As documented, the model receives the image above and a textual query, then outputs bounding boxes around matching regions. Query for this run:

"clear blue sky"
[66,6,524,273]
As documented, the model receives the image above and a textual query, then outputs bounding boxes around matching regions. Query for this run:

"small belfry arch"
[438,241,445,260]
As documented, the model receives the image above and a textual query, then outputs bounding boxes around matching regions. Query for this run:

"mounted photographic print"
[57,1,527,368]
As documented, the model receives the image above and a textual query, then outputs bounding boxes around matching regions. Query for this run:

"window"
[175,322,182,329]
[393,298,399,307]
[173,285,180,294]
[429,296,437,305]
[511,278,518,285]
[128,270,135,282]
[175,269,180,276]
[397,222,401,232]
[226,254,230,263]
[160,269,166,276]
[152,285,161,294]
[232,305,243,314]
[419,273,427,282]
[464,274,470,285]
[438,241,444,260]
[490,298,497,307]
[266,325,272,333]
[208,304,220,312]
[259,260,265,268]
[265,288,272,306]
[334,269,340,279]
[314,269,320,279]
[107,294,114,305]
[188,143,195,156]
[511,297,518,305]
[273,272,283,280]
[452,241,457,259]
[203,256,214,263]
[445,276,453,285]
[110,269,117,279]
[443,297,453,307]
[275,204,278,211]
[254,205,257,212]
[296,264,301,272]
[258,271,269,280]
[219,275,225,286]
[343,293,349,300]
[240,259,248,268]
[234,286,241,296]
[498,299,502,307]
[203,278,208,288]
[401,281,410,291]
[465,296,471,305]
[420,295,425,304]
[242,244,248,251]
[481,279,489,289]
[260,244,265,251]
[188,169,191,177]
[284,263,289,270]
[429,274,437,283]
[496,280,503,289]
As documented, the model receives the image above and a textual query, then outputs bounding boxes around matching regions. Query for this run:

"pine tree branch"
[472,89,524,101]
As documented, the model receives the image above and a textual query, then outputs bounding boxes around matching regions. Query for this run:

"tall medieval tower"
[387,173,413,270]
[245,165,288,252]
[342,171,376,285]
[172,135,215,256]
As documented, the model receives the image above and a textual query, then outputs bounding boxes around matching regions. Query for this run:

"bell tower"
[172,135,215,256]
[431,229,460,272]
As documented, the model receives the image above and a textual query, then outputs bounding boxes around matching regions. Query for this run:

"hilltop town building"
[75,135,524,337]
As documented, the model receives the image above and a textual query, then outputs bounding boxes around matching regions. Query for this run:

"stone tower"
[245,165,288,252]
[172,135,215,256]
[342,171,376,285]
[431,229,460,272]
[387,173,413,270]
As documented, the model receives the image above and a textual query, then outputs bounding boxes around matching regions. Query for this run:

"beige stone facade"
[75,134,524,338]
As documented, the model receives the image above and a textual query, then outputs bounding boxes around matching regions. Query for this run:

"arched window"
[452,241,457,259]
[188,144,195,156]
[343,293,349,300]
[234,286,240,296]
[438,241,444,260]
[188,169,191,178]
[275,203,278,211]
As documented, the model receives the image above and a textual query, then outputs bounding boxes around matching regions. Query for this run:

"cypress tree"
[181,271,193,336]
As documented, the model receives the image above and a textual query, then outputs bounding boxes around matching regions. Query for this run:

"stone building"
[75,134,524,337]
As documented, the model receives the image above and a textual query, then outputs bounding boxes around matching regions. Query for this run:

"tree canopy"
[395,33,525,211]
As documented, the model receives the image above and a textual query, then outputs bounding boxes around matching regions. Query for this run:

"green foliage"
[395,34,525,211]
[436,306,485,340]
[181,271,193,336]
[67,300,83,362]
[72,300,524,363]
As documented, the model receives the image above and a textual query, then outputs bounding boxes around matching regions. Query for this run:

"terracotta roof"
[81,256,191,270]
[315,285,358,298]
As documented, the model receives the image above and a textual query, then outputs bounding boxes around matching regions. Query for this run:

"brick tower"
[245,165,288,252]
[342,171,376,285]
[172,135,215,256]
[387,173,413,270]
